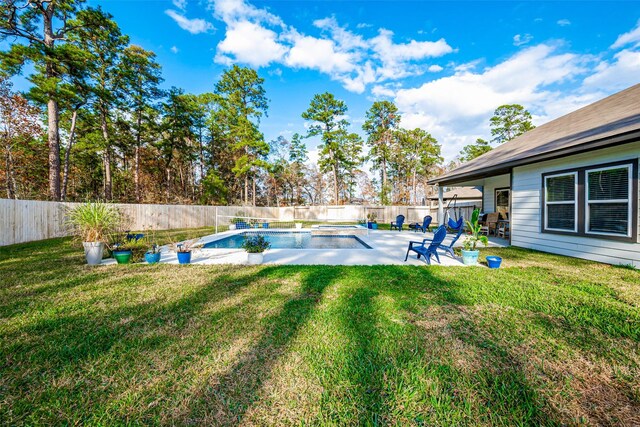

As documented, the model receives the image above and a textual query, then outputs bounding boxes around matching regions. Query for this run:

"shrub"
[241,234,271,253]
[65,202,124,243]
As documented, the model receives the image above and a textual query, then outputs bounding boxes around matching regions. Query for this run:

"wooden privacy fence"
[0,199,445,246]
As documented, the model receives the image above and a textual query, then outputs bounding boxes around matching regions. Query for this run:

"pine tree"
[363,100,400,205]
[302,92,352,204]
[490,104,535,143]
[0,0,91,200]
[215,65,269,205]
[459,138,492,163]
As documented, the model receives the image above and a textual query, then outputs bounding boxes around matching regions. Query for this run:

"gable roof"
[429,83,640,185]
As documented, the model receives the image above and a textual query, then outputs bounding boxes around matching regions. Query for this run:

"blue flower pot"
[461,250,480,266]
[367,222,373,229]
[177,251,192,264]
[145,251,161,264]
[113,250,132,264]
[486,256,502,269]
[372,223,378,230]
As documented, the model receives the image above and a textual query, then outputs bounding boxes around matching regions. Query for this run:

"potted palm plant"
[242,234,271,265]
[461,209,489,266]
[65,202,123,265]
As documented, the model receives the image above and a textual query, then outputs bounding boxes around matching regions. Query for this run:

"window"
[541,159,638,242]
[544,172,578,232]
[586,165,632,237]
[495,188,510,218]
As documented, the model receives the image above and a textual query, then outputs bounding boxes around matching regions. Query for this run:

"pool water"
[203,232,371,249]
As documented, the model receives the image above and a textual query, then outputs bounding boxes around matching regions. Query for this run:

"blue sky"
[22,1,640,160]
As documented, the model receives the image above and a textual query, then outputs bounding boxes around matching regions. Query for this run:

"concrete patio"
[102,229,509,267]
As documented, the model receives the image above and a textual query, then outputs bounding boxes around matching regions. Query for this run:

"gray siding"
[482,174,510,213]
[511,141,640,267]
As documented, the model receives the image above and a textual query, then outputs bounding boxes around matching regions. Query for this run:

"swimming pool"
[203,231,371,249]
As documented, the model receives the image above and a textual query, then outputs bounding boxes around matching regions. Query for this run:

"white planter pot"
[295,223,302,229]
[83,242,105,265]
[229,224,236,230]
[247,252,264,265]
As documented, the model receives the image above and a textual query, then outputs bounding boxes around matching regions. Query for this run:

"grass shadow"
[184,266,340,425]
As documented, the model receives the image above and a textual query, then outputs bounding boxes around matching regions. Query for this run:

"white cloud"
[557,19,571,27]
[172,0,187,11]
[513,33,533,46]
[216,20,287,66]
[428,64,443,72]
[211,0,283,27]
[393,44,594,158]
[370,29,453,80]
[611,19,640,49]
[165,9,215,34]
[582,49,640,90]
[208,0,454,93]
[170,45,179,54]
[371,85,396,97]
[285,33,354,74]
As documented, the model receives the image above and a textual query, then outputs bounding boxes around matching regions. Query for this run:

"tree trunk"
[100,108,112,200]
[244,175,248,205]
[412,169,417,205]
[5,145,16,199]
[43,10,61,201]
[134,112,142,202]
[332,165,338,205]
[198,132,205,197]
[47,98,61,200]
[381,157,388,205]
[166,166,171,201]
[252,177,256,206]
[61,109,78,201]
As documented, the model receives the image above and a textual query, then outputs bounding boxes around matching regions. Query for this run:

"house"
[429,84,640,267]
[427,186,483,206]
[426,186,483,221]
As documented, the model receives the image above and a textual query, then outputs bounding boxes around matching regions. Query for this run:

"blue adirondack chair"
[404,225,447,265]
[126,232,144,241]
[390,214,405,231]
[418,216,465,258]
[440,226,466,258]
[409,215,432,233]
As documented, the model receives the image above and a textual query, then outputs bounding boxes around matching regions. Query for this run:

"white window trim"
[544,171,578,233]
[585,164,633,238]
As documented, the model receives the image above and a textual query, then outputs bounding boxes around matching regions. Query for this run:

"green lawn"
[1,229,639,426]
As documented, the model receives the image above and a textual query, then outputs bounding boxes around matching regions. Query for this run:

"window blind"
[587,166,631,236]
[545,173,576,232]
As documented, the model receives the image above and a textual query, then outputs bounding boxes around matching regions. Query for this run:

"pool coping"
[199,229,373,250]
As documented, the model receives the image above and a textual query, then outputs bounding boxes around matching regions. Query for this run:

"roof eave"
[428,130,640,186]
